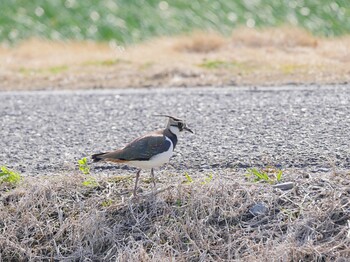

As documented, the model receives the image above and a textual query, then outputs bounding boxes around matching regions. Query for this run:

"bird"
[91,115,193,196]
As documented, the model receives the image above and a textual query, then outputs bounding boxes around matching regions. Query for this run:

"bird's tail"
[91,152,106,162]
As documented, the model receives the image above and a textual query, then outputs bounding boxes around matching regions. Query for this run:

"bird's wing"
[100,133,171,161]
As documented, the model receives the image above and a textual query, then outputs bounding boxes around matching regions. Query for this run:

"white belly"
[127,137,174,169]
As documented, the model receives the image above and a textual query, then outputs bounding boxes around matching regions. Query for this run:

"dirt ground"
[1,27,350,91]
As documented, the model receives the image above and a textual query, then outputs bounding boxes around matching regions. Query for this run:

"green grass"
[82,59,129,67]
[48,65,69,74]
[199,59,243,69]
[19,65,69,75]
[1,0,349,45]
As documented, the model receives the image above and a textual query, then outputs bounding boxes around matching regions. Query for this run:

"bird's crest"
[154,114,183,121]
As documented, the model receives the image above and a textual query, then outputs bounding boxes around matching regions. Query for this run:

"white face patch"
[169,125,180,136]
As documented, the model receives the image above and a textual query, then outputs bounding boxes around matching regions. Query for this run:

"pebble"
[249,202,268,216]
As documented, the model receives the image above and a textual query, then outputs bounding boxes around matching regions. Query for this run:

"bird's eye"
[178,122,184,129]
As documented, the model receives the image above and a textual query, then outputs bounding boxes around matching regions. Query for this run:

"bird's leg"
[151,168,156,188]
[133,169,141,196]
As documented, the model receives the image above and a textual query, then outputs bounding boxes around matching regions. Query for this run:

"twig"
[141,185,175,198]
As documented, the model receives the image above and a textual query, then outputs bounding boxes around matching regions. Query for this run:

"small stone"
[273,182,294,191]
[249,202,268,216]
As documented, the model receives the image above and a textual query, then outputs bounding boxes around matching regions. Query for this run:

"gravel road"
[1,86,349,176]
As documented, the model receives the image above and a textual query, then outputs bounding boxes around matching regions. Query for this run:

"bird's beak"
[184,126,194,134]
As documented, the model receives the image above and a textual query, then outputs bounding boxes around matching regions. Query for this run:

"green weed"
[19,66,68,75]
[108,175,132,184]
[276,170,283,182]
[82,59,128,67]
[183,172,215,185]
[175,199,182,207]
[78,157,90,175]
[199,60,241,70]
[48,65,68,74]
[201,173,214,185]
[78,157,96,187]
[82,177,99,188]
[101,199,113,207]
[246,167,283,184]
[0,166,21,185]
[183,172,193,184]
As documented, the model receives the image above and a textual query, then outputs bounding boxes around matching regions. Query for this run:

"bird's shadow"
[92,165,136,171]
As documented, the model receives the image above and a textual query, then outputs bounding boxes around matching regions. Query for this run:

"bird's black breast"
[164,129,178,149]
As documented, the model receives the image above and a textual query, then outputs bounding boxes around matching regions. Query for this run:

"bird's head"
[155,114,194,135]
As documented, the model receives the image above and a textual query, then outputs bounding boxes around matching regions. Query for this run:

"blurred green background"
[1,0,350,45]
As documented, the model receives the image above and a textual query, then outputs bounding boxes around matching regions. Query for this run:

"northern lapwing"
[91,115,193,196]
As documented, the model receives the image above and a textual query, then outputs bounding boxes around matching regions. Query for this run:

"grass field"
[1,27,350,91]
[1,0,350,45]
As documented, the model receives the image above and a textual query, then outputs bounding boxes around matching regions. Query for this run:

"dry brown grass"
[231,26,318,48]
[1,170,350,261]
[173,31,226,53]
[1,27,350,91]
